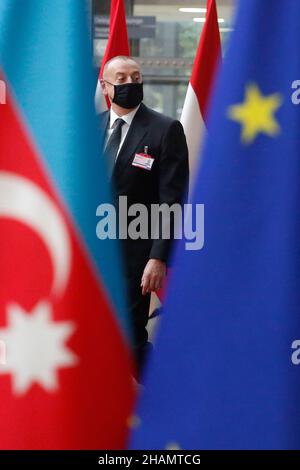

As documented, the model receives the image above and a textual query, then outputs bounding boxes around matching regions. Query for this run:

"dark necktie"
[104,118,125,176]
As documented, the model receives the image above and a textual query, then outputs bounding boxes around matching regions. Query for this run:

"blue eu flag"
[131,0,300,450]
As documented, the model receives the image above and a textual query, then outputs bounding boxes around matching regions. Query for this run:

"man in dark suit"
[99,56,189,376]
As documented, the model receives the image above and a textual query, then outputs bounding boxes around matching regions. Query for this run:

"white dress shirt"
[105,105,141,161]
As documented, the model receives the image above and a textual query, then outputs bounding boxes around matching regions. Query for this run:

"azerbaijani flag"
[0,0,134,449]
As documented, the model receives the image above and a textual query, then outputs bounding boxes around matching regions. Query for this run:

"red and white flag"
[181,0,221,184]
[95,0,130,113]
[153,1,221,306]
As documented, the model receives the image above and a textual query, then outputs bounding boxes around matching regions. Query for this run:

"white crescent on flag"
[0,171,71,298]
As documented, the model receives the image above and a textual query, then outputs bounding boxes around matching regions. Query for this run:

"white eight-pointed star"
[0,301,78,395]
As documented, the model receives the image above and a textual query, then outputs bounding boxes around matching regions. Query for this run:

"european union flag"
[131,0,300,450]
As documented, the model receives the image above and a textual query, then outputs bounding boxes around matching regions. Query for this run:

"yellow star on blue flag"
[228,83,282,144]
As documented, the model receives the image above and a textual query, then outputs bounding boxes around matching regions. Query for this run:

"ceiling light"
[179,8,207,13]
[193,17,225,23]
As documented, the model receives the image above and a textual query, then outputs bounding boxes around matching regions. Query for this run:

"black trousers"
[125,265,152,377]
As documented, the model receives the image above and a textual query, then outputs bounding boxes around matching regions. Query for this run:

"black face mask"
[111,82,144,109]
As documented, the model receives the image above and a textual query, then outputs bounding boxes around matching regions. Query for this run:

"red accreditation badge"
[132,148,154,171]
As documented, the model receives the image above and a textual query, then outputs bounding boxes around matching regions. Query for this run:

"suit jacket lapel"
[114,103,149,175]
[99,111,110,145]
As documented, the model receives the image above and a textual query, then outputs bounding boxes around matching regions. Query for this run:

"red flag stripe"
[190,0,221,122]
[99,0,130,79]
[96,0,130,111]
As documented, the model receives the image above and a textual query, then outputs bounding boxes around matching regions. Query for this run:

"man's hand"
[141,259,166,295]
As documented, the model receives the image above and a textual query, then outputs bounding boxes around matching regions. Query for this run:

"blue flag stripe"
[0,0,129,338]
